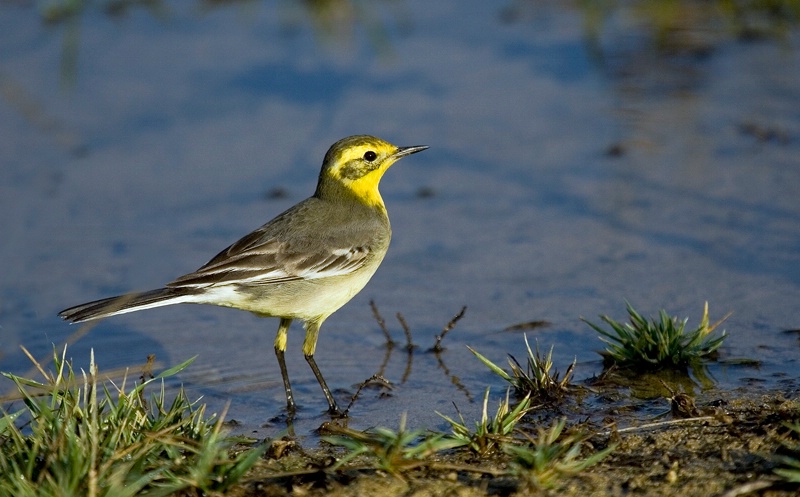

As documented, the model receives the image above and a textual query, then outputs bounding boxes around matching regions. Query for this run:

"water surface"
[1,1,799,437]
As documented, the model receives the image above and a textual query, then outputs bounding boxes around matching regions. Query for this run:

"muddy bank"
[226,392,800,497]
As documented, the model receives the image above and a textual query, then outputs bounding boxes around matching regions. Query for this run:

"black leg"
[305,353,341,416]
[275,347,295,412]
[274,318,295,412]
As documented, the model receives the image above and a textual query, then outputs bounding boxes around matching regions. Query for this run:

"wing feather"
[167,240,370,288]
[166,197,386,289]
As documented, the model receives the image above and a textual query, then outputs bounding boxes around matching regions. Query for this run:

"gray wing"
[166,200,375,288]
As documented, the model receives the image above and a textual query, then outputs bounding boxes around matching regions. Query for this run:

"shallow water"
[1,1,799,438]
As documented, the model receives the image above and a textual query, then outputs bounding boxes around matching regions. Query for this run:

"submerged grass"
[583,301,729,370]
[0,347,263,497]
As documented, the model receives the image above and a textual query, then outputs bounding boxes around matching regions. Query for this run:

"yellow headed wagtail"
[59,135,428,415]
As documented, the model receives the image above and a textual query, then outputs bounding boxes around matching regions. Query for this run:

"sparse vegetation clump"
[438,388,533,456]
[0,348,263,497]
[324,412,613,489]
[468,334,575,402]
[775,421,800,484]
[505,418,615,490]
[583,301,728,370]
[323,413,462,477]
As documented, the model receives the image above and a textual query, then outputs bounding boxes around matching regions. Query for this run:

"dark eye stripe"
[363,151,377,161]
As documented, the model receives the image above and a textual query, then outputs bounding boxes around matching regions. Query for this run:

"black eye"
[363,151,377,162]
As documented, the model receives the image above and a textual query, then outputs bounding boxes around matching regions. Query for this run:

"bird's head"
[316,135,428,209]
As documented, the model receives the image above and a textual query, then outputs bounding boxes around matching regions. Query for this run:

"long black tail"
[59,287,201,323]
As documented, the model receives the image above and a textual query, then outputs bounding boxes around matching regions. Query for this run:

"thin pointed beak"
[393,145,429,159]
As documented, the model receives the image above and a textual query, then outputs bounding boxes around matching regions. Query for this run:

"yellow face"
[318,135,427,208]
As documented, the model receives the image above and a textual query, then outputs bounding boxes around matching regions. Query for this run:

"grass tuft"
[438,388,533,456]
[468,334,575,402]
[0,347,264,497]
[583,301,729,370]
[324,413,463,477]
[774,421,800,483]
[505,418,615,490]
